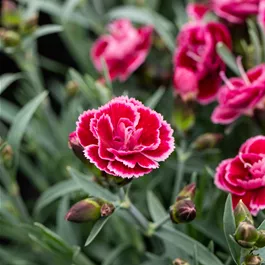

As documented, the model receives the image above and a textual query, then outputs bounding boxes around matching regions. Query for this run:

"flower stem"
[128,202,149,230]
[171,141,188,203]
[152,215,170,230]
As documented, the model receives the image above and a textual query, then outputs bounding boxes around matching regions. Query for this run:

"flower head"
[173,18,232,104]
[71,96,174,178]
[212,62,265,124]
[215,135,265,216]
[211,0,260,24]
[91,19,153,81]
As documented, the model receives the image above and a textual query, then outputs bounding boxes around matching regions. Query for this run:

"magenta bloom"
[91,19,153,82]
[173,21,232,104]
[211,0,259,24]
[215,136,265,216]
[212,63,265,124]
[187,3,210,20]
[259,0,265,30]
[71,96,174,178]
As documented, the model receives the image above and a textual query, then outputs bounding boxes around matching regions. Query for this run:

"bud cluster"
[233,200,265,252]
[0,0,39,48]
[170,183,197,224]
[65,197,115,223]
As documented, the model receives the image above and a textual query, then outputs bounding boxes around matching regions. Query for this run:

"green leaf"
[33,222,73,255]
[216,42,240,75]
[258,220,265,230]
[68,167,118,202]
[102,243,130,265]
[223,194,240,265]
[155,226,224,265]
[0,98,19,123]
[247,19,262,65]
[107,6,175,52]
[145,87,165,109]
[85,216,112,246]
[32,24,63,39]
[34,179,80,215]
[7,91,48,170]
[147,191,167,222]
[0,73,23,95]
[22,25,63,49]
[56,195,78,246]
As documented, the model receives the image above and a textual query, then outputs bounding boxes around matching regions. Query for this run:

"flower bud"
[21,15,39,34]
[172,258,190,265]
[170,199,196,224]
[234,200,254,227]
[243,255,262,265]
[177,183,196,201]
[192,133,223,150]
[65,198,103,223]
[1,144,13,168]
[100,203,115,217]
[0,30,20,47]
[68,132,86,163]
[234,222,259,248]
[66,80,79,97]
[255,230,265,248]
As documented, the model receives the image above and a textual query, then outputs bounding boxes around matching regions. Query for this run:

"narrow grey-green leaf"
[34,179,80,215]
[33,25,63,39]
[155,226,224,265]
[147,191,167,222]
[7,91,48,169]
[145,87,165,109]
[85,216,112,246]
[223,194,240,265]
[102,243,130,265]
[68,167,118,202]
[0,73,23,95]
[258,220,265,230]
[216,42,239,75]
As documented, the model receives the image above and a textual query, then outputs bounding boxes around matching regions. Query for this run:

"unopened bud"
[243,255,262,265]
[255,230,265,248]
[192,133,223,150]
[234,222,259,248]
[1,144,13,167]
[21,15,39,34]
[68,131,86,163]
[65,198,103,223]
[170,199,196,224]
[0,30,20,47]
[66,81,79,97]
[100,203,115,217]
[234,200,253,227]
[172,258,189,265]
[177,183,196,201]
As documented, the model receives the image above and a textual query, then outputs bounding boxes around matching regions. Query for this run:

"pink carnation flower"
[259,0,265,30]
[187,3,210,21]
[70,96,175,178]
[211,0,260,24]
[215,135,265,216]
[173,21,232,104]
[91,19,153,82]
[211,61,265,124]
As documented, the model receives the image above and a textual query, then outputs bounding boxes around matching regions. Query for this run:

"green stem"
[73,252,95,265]
[171,146,187,203]
[128,203,149,230]
[10,182,31,223]
[152,215,170,230]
